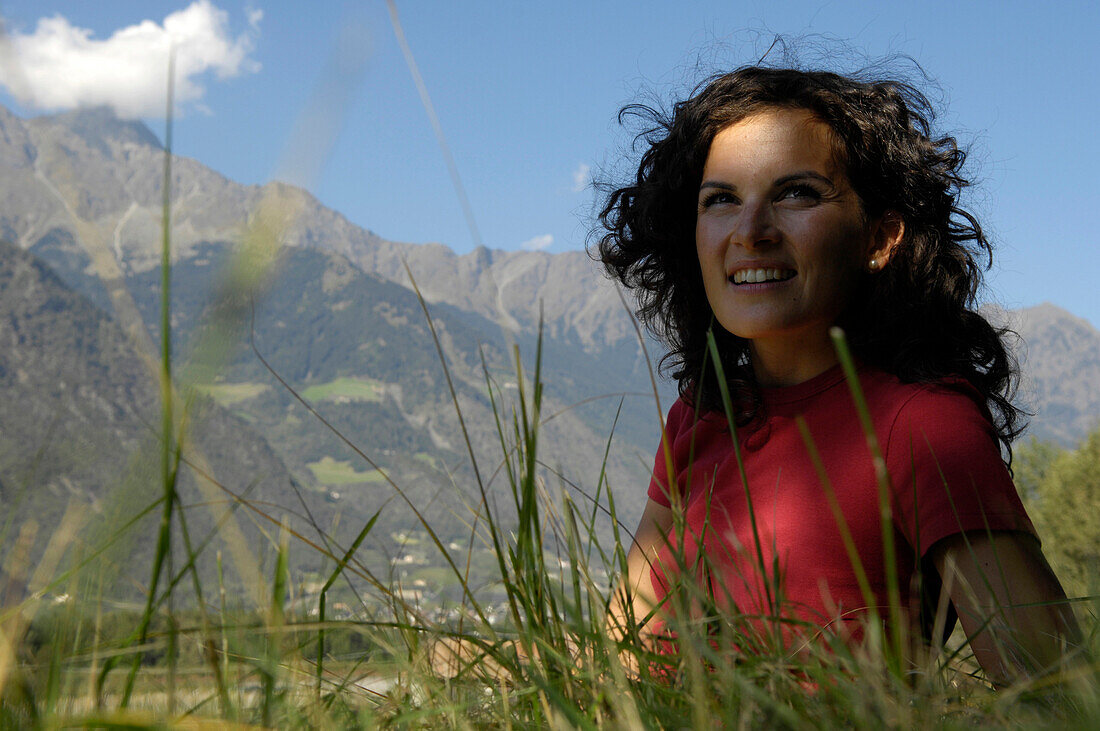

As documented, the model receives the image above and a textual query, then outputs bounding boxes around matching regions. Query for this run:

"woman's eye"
[778,184,821,202]
[700,191,737,208]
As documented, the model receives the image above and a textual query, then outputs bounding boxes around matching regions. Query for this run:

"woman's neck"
[749,331,840,387]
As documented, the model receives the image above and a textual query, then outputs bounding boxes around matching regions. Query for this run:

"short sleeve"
[647,398,692,508]
[886,383,1035,556]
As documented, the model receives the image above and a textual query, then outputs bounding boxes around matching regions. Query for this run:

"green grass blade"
[830,326,905,672]
[705,329,776,621]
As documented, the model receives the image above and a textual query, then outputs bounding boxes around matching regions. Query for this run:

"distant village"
[285,529,610,629]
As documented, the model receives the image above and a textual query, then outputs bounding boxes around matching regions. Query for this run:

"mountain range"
[1,104,1097,595]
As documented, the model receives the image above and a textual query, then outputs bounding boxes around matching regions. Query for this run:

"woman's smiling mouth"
[729,267,797,285]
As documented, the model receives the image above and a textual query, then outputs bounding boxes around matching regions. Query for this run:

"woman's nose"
[730,201,780,249]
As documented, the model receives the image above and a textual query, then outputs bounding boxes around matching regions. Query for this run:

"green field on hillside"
[307,455,387,484]
[193,381,269,406]
[301,376,384,403]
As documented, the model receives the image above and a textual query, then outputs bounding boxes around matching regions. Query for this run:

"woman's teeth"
[731,268,795,285]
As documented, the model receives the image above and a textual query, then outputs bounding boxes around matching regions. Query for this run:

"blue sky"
[1,0,1097,327]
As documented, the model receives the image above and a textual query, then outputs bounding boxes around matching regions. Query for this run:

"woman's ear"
[867,211,905,272]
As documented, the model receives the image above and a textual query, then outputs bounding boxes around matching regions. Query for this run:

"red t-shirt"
[647,364,1035,642]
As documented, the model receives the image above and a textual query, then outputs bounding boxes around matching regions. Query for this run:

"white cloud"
[572,162,590,192]
[0,1,261,118]
[520,234,553,252]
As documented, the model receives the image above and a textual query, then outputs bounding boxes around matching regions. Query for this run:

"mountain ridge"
[43,105,165,154]
[1003,303,1100,446]
[0,104,641,356]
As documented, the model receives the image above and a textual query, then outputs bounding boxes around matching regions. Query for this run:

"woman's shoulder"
[858,367,988,423]
[858,368,1003,463]
[870,368,1030,547]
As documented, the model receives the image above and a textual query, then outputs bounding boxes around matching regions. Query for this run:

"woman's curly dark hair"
[594,66,1024,460]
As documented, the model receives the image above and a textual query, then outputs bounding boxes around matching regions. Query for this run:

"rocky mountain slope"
[1007,304,1100,446]
[0,238,332,597]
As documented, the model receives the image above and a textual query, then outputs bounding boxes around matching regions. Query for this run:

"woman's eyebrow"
[774,171,834,187]
[698,171,836,193]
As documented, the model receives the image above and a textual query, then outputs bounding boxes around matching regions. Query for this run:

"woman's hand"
[930,530,1083,687]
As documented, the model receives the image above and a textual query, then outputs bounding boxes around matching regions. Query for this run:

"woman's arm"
[606,498,675,642]
[930,530,1082,686]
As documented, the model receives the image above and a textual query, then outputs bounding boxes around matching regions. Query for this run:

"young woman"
[597,66,1079,684]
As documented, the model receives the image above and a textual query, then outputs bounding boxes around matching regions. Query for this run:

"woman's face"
[695,107,887,350]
